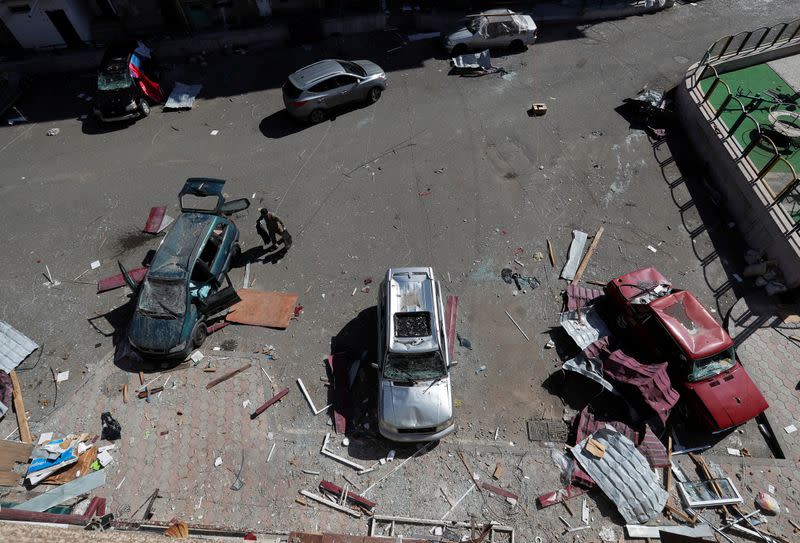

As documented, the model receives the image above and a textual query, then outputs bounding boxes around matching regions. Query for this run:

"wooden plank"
[9,371,32,444]
[0,439,33,468]
[143,206,166,234]
[250,387,289,419]
[319,480,377,510]
[571,226,604,286]
[225,289,298,329]
[206,363,251,389]
[547,239,556,267]
[445,295,459,359]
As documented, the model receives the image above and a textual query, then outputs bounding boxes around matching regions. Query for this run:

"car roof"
[148,213,216,279]
[649,290,733,359]
[608,267,672,304]
[289,59,346,89]
[385,267,442,354]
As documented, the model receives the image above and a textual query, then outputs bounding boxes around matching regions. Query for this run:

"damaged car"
[444,9,537,56]
[606,268,768,431]
[121,178,249,359]
[374,267,455,442]
[94,41,163,123]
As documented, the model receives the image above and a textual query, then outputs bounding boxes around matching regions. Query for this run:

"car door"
[307,77,339,108]
[329,74,361,106]
[486,21,513,47]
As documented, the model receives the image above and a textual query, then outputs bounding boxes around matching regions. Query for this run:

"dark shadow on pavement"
[259,110,308,139]
[82,115,134,135]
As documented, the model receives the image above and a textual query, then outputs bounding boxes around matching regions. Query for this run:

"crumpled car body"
[444,9,537,55]
[94,41,163,123]
[607,268,768,431]
[124,178,248,359]
[376,267,455,442]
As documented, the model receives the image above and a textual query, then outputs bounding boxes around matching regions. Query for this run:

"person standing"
[256,208,292,250]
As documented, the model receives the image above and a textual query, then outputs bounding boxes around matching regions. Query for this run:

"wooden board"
[225,289,298,329]
[43,448,97,485]
[0,470,21,486]
[9,371,32,444]
[0,440,33,469]
[445,295,459,360]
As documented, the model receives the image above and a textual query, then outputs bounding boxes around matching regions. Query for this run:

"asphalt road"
[0,0,796,510]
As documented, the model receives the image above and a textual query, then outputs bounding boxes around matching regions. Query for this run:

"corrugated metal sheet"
[602,348,680,425]
[565,284,604,311]
[559,307,611,350]
[0,321,38,374]
[571,428,668,524]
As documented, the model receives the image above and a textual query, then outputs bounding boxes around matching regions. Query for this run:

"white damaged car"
[375,267,456,442]
[444,9,537,56]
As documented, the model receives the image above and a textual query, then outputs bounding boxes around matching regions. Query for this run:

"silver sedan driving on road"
[282,59,387,123]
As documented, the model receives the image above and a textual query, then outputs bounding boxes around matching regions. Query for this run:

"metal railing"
[688,19,800,226]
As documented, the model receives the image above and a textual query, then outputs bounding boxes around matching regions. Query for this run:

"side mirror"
[370,362,379,370]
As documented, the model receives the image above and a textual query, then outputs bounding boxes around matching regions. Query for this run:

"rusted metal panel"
[97,267,147,293]
[289,531,428,543]
[319,480,376,510]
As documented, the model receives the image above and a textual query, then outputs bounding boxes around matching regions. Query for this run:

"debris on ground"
[528,103,547,117]
[756,491,780,514]
[100,412,121,441]
[225,289,299,328]
[561,230,588,281]
[46,128,60,136]
[451,49,507,76]
[164,83,202,110]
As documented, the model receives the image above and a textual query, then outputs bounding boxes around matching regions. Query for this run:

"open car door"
[197,273,240,316]
[118,261,139,292]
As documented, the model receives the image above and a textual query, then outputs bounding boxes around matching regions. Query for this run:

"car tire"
[451,44,467,57]
[367,87,382,103]
[139,99,150,117]
[192,321,208,349]
[309,108,325,124]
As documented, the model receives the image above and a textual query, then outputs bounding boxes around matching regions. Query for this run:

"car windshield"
[688,347,736,382]
[138,277,185,319]
[384,351,446,381]
[97,71,132,91]
[339,60,365,77]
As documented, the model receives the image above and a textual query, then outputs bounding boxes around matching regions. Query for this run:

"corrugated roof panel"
[572,428,668,524]
[0,320,38,374]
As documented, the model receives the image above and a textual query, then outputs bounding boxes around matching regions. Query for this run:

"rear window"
[283,80,302,99]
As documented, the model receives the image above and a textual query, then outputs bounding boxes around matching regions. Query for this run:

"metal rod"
[505,311,530,342]
[440,483,476,520]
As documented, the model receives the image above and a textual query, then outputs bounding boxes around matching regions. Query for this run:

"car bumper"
[379,421,456,443]
[94,109,139,122]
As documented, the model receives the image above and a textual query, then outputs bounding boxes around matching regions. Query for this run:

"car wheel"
[139,99,150,117]
[510,39,525,51]
[451,44,467,57]
[192,321,208,349]
[309,108,325,124]
[368,87,382,103]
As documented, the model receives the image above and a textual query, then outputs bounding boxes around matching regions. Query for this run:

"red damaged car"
[606,268,768,431]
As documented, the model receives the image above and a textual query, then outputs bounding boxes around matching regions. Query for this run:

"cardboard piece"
[226,289,298,329]
[44,447,97,485]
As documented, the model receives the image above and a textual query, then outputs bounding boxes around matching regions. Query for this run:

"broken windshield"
[385,351,446,381]
[688,347,736,382]
[98,71,132,91]
[138,278,186,318]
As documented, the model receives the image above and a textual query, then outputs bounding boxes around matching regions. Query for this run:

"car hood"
[129,311,185,352]
[446,28,472,44]
[381,377,452,428]
[95,86,136,111]
[684,362,768,430]
[354,60,384,77]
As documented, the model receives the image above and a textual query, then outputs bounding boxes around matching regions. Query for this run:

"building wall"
[0,0,93,48]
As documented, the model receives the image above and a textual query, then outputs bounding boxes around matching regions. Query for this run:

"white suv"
[374,267,456,442]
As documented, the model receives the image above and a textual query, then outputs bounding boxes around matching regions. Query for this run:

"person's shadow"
[237,244,288,265]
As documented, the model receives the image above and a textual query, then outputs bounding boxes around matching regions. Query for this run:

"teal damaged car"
[121,178,249,359]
